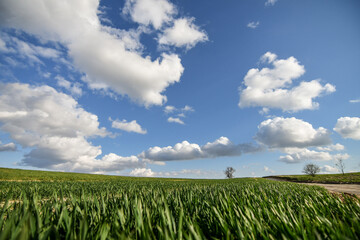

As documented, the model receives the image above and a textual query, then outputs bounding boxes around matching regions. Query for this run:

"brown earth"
[266,178,360,197]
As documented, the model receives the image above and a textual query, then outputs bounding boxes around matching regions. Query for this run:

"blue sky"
[0,0,359,178]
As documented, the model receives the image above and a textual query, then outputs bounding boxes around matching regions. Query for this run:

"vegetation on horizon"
[265,172,360,184]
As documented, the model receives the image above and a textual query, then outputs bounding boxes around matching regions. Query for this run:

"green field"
[0,168,360,239]
[264,172,360,184]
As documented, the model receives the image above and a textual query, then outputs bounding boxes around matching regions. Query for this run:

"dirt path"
[266,178,360,197]
[300,183,360,197]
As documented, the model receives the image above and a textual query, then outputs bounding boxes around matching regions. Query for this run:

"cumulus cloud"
[239,52,335,112]
[122,0,176,29]
[164,105,194,124]
[0,142,17,152]
[111,118,147,134]
[316,143,344,152]
[139,136,261,161]
[130,168,221,178]
[255,117,332,148]
[164,105,176,113]
[0,83,143,172]
[56,75,83,96]
[279,148,349,164]
[0,0,187,106]
[158,17,208,49]
[247,21,260,29]
[254,117,350,164]
[334,117,360,140]
[167,117,184,125]
[129,168,155,177]
[321,165,339,174]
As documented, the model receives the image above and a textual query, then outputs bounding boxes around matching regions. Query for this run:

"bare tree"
[335,158,345,175]
[224,167,235,179]
[303,163,320,177]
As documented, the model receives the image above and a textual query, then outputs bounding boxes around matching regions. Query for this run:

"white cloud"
[129,168,221,178]
[164,105,176,113]
[158,17,208,49]
[265,0,278,6]
[239,52,335,112]
[349,99,360,103]
[247,21,260,29]
[129,168,155,177]
[0,83,143,172]
[316,143,344,152]
[111,119,147,134]
[0,37,9,52]
[321,165,339,174]
[1,36,61,64]
[0,142,16,152]
[255,117,332,148]
[167,117,184,125]
[164,105,194,114]
[139,136,260,161]
[0,0,186,107]
[182,105,194,112]
[56,75,83,96]
[264,166,275,173]
[164,105,194,124]
[334,117,360,140]
[122,0,176,29]
[279,148,349,164]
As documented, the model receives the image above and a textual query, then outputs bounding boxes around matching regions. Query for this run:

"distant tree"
[303,163,320,177]
[224,167,235,179]
[335,158,345,175]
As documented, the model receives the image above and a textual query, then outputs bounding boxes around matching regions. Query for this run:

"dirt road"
[300,183,360,197]
[266,178,360,197]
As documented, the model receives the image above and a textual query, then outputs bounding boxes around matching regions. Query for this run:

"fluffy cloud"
[321,165,339,174]
[0,0,186,106]
[122,0,176,29]
[164,105,176,113]
[164,105,194,124]
[56,75,83,96]
[255,117,332,148]
[239,52,335,112]
[317,143,344,152]
[0,142,16,152]
[139,136,260,161]
[129,168,155,177]
[158,18,208,49]
[333,117,360,140]
[167,117,184,125]
[0,83,142,172]
[279,148,349,164]
[111,119,147,134]
[129,168,221,178]
[247,21,260,29]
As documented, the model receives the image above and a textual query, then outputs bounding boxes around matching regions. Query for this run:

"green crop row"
[0,179,359,239]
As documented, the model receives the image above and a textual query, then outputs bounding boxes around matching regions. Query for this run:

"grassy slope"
[1,168,360,239]
[264,172,360,184]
